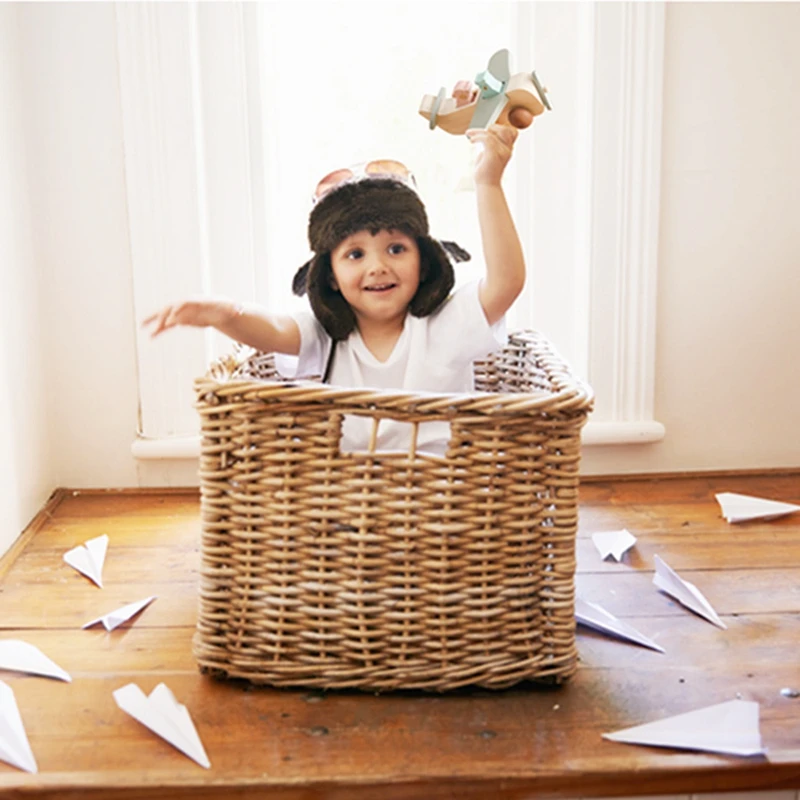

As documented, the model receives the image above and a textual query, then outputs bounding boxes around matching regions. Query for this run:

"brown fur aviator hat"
[291,178,470,340]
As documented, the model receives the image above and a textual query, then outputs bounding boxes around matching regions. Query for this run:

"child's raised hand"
[465,124,520,187]
[141,298,240,338]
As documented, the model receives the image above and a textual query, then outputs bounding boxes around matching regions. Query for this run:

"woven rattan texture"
[193,331,593,691]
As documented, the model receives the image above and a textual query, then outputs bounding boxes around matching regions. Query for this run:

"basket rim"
[196,328,595,417]
[195,377,593,416]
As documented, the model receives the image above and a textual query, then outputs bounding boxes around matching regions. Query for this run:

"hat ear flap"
[292,260,312,296]
[409,237,455,318]
[439,239,471,263]
[307,253,358,341]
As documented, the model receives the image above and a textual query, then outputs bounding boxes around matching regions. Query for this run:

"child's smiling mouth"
[364,283,397,292]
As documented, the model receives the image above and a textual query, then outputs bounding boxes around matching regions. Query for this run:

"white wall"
[0,5,55,556]
[584,1,800,474]
[4,2,799,511]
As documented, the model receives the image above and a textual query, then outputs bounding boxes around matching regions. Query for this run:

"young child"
[143,124,526,453]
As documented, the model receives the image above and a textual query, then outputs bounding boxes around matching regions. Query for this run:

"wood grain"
[1,473,799,798]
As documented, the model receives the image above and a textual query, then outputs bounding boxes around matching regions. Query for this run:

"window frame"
[117,1,666,460]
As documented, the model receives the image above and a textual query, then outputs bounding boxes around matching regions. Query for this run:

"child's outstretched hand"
[465,124,519,187]
[141,298,239,338]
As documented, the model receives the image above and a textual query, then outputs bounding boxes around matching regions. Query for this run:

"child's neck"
[357,315,406,363]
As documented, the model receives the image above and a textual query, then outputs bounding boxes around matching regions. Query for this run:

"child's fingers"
[144,299,220,337]
[149,306,174,338]
[466,128,514,162]
[465,130,490,152]
[467,124,519,145]
[465,129,503,151]
[492,123,519,147]
[163,305,183,332]
[142,305,176,332]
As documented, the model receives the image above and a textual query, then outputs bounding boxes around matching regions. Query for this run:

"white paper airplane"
[0,640,71,682]
[716,492,800,524]
[0,680,38,773]
[575,596,665,653]
[653,555,726,629]
[83,596,157,632]
[603,699,764,756]
[63,534,108,588]
[592,529,637,561]
[113,683,210,768]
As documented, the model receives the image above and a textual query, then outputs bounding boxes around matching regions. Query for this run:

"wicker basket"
[193,330,593,691]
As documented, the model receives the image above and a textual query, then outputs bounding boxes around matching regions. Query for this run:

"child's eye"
[388,243,407,255]
[346,248,364,260]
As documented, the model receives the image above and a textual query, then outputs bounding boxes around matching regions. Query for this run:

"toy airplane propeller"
[419,49,551,135]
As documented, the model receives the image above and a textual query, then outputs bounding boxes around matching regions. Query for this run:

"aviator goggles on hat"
[312,159,416,204]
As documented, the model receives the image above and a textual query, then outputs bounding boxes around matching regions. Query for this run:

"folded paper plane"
[716,492,800,524]
[653,555,726,629]
[0,680,37,773]
[63,534,108,588]
[592,529,637,561]
[0,640,71,682]
[113,683,210,768]
[575,596,664,653]
[603,699,765,756]
[83,596,157,632]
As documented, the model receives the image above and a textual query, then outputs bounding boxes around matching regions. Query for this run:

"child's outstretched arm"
[141,298,301,355]
[466,124,526,326]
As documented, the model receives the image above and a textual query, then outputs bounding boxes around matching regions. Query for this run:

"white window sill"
[582,420,665,446]
[132,437,202,460]
[131,420,666,461]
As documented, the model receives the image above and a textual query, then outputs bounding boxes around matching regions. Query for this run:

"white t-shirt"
[276,281,506,455]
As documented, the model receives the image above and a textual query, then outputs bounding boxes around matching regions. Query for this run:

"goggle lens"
[313,160,415,202]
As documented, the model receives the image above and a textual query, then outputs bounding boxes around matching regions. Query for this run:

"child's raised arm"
[466,124,526,326]
[141,298,301,355]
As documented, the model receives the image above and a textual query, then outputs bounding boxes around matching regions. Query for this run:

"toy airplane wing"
[469,48,512,129]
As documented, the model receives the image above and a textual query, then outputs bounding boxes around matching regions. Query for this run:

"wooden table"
[1,472,799,798]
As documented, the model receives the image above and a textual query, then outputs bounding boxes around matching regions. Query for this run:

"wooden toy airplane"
[419,49,551,135]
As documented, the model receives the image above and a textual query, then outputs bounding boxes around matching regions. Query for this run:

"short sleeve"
[274,310,332,379]
[426,281,506,367]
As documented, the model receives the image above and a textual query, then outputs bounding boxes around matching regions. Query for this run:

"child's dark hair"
[291,177,469,340]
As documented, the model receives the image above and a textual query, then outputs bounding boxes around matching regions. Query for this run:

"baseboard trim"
[59,466,800,493]
[580,466,800,483]
[0,488,67,579]
[63,486,201,496]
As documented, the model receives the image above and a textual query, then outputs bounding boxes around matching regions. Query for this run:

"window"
[118,1,666,460]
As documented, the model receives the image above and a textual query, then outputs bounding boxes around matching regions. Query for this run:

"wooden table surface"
[1,472,799,799]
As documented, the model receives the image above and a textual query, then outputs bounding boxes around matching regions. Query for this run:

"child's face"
[330,228,421,330]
